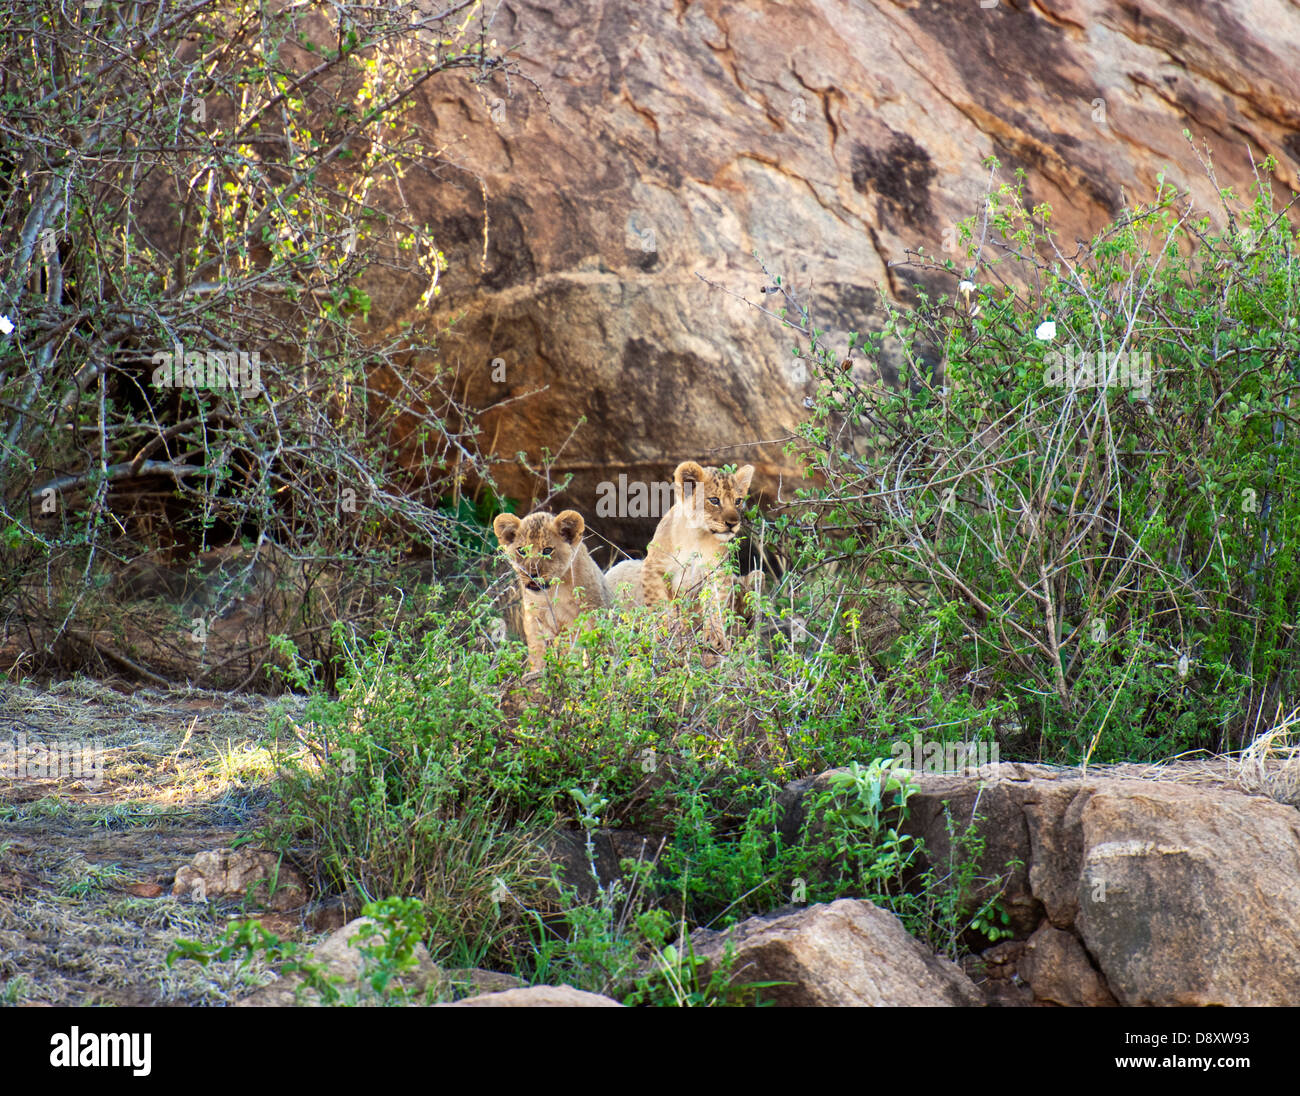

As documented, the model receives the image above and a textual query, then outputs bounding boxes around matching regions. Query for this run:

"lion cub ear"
[675,461,705,485]
[674,461,705,504]
[493,513,522,546]
[734,464,755,494]
[553,510,585,545]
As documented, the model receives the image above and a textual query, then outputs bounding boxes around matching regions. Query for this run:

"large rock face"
[1076,780,1300,1006]
[371,0,1300,548]
[780,762,1300,1006]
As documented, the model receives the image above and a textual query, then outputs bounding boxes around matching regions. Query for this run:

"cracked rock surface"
[367,0,1299,546]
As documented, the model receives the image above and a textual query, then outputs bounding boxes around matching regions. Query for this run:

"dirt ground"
[0,677,311,1006]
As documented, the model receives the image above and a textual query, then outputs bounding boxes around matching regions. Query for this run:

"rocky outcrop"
[690,898,984,1006]
[780,761,1300,1006]
[1075,778,1300,1006]
[368,0,1300,548]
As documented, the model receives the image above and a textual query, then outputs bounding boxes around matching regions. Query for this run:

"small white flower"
[1035,320,1057,341]
[958,280,975,294]
[0,315,12,336]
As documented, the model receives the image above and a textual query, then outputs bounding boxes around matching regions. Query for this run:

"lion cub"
[642,461,755,649]
[493,509,611,674]
[605,558,644,609]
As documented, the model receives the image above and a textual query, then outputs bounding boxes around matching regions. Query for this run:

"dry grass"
[1237,708,1300,808]
[0,677,310,1006]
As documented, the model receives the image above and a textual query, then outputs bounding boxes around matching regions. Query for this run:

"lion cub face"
[492,510,586,591]
[675,461,755,541]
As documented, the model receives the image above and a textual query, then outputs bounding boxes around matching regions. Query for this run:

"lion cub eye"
[708,497,721,506]
[541,547,554,557]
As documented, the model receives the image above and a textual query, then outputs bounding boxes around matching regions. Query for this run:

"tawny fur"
[493,509,610,673]
[605,558,644,609]
[641,461,755,649]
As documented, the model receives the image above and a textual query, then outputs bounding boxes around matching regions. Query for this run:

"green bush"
[785,154,1300,761]
[0,1,518,683]
[258,580,1012,993]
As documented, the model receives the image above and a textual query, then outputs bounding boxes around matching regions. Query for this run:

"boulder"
[236,916,443,1006]
[1076,780,1300,1006]
[172,848,306,911]
[545,828,660,902]
[777,762,1050,936]
[690,898,984,1006]
[1018,924,1116,1007]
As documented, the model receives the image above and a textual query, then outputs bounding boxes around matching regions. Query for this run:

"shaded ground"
[0,678,308,1006]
